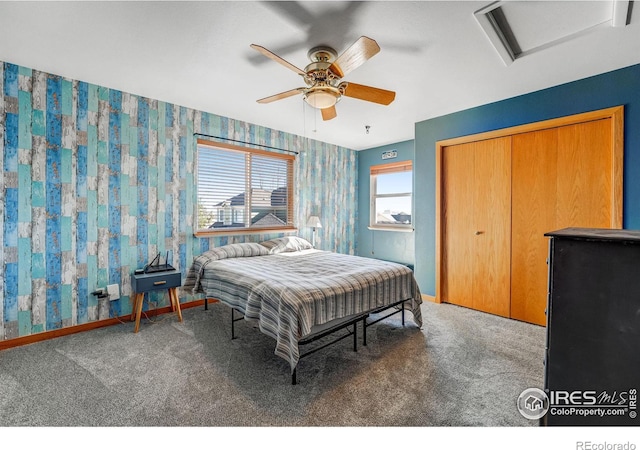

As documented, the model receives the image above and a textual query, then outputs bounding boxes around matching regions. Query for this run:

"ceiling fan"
[250,36,396,121]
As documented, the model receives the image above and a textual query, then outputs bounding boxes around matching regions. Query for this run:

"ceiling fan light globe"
[304,89,338,109]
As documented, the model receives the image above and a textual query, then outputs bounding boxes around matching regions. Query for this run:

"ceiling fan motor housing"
[302,46,343,108]
[251,36,394,118]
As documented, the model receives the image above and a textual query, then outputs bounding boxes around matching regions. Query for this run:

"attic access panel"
[475,0,631,65]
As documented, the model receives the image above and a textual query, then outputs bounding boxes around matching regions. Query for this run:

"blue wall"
[413,63,640,296]
[0,61,358,341]
[357,140,414,265]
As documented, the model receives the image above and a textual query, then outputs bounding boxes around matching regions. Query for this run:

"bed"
[183,236,423,383]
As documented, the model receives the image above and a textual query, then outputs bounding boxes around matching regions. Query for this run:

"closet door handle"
[475,231,484,235]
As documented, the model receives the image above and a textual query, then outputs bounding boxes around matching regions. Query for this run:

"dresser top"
[545,227,640,243]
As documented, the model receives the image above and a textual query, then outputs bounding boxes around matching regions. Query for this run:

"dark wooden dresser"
[543,228,639,426]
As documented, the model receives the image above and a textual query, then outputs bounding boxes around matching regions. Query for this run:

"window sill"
[195,226,298,238]
[368,226,414,233]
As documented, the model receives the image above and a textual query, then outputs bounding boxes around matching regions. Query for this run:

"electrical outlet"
[107,284,120,301]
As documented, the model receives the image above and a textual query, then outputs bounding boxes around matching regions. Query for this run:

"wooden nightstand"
[131,270,183,333]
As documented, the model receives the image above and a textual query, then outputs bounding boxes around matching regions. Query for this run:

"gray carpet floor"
[0,300,546,427]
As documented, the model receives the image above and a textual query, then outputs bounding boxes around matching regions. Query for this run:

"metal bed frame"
[205,297,408,384]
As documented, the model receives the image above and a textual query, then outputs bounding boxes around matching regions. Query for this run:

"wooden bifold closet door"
[511,119,615,325]
[442,137,512,317]
[437,107,623,326]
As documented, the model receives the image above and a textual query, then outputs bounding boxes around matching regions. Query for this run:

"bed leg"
[402,302,405,326]
[231,308,236,340]
[292,368,297,385]
[353,324,357,352]
[363,317,367,346]
[204,297,208,310]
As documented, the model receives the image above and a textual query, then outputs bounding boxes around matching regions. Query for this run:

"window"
[370,160,413,230]
[196,140,295,236]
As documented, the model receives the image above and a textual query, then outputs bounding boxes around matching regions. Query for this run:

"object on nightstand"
[143,251,175,274]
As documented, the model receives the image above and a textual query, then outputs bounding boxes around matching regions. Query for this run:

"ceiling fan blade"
[257,88,304,104]
[329,36,380,78]
[250,44,307,76]
[321,105,337,121]
[342,82,396,105]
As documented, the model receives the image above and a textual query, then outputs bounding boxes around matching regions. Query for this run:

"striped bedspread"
[184,249,422,371]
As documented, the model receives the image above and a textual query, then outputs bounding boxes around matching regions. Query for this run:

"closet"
[436,107,623,326]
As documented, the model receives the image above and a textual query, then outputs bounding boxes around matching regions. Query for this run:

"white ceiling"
[1,0,639,150]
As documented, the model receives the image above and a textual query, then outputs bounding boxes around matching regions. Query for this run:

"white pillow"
[260,236,314,254]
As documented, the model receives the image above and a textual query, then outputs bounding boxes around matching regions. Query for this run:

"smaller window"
[370,160,413,231]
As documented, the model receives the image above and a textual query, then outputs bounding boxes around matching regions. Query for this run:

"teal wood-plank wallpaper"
[0,61,357,341]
